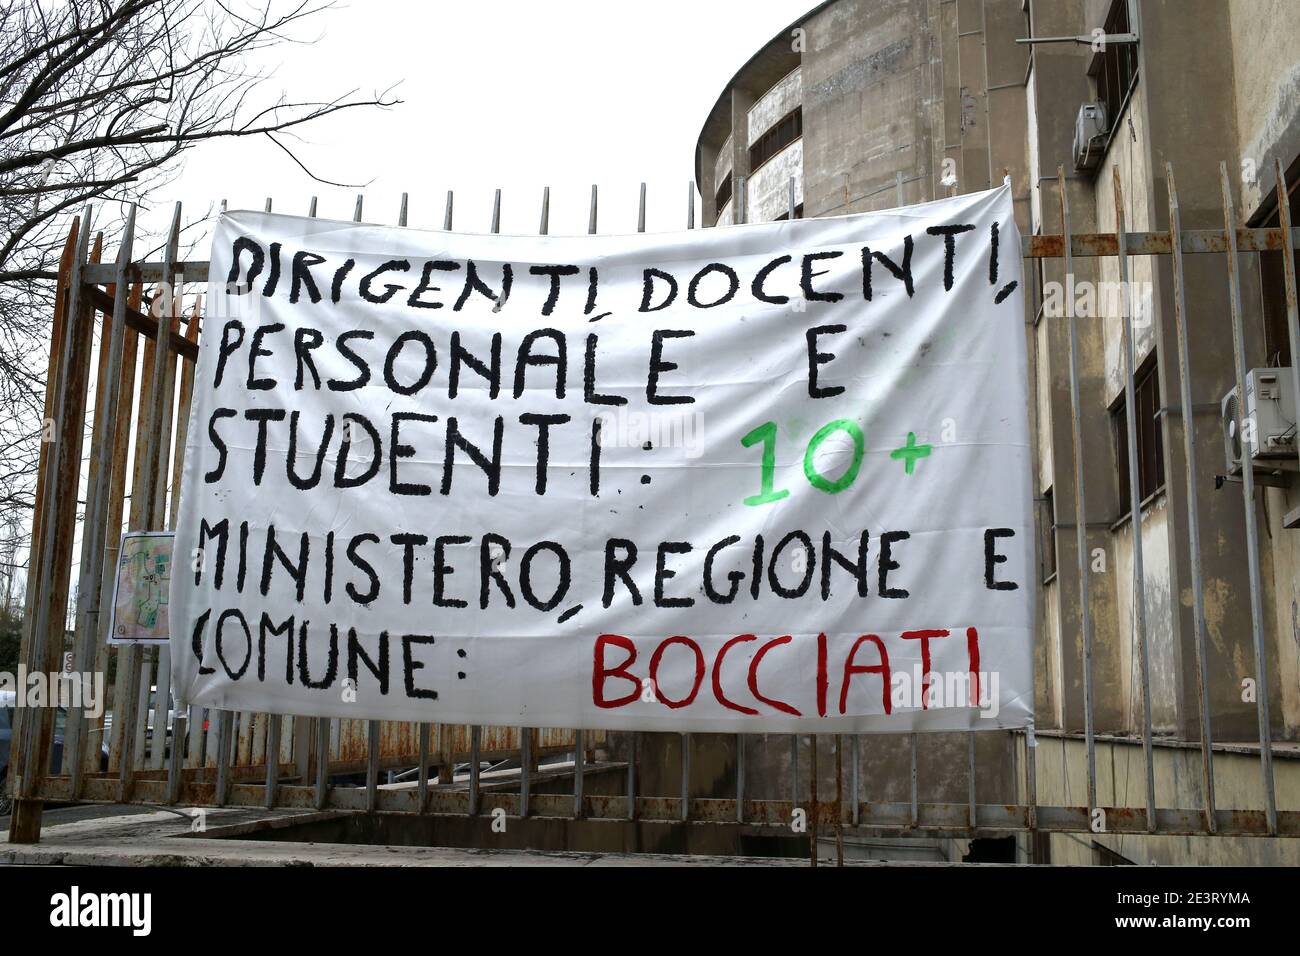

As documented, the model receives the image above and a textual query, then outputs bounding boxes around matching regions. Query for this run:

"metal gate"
[6,161,1299,853]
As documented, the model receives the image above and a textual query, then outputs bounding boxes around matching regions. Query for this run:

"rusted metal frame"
[1021,226,1300,259]
[1219,163,1278,835]
[119,204,181,800]
[15,219,76,732]
[1112,168,1157,831]
[46,771,1300,837]
[82,287,198,361]
[1056,167,1099,818]
[9,211,91,838]
[1162,164,1216,832]
[84,259,211,284]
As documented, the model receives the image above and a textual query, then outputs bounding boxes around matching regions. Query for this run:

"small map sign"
[109,531,174,646]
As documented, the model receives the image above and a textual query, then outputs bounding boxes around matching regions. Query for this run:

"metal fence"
[7,160,1299,854]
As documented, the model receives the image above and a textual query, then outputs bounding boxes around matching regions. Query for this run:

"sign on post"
[169,184,1032,733]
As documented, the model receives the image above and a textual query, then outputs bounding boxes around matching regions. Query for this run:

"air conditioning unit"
[1222,368,1298,473]
[1072,102,1109,171]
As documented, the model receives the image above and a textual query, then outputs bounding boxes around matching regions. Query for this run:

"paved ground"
[0,805,845,866]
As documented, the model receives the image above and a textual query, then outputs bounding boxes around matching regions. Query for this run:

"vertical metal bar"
[1026,720,1038,831]
[573,728,585,818]
[735,733,744,823]
[1219,162,1278,835]
[680,733,691,822]
[809,734,819,866]
[785,176,802,820]
[313,714,329,809]
[215,710,234,806]
[909,733,918,827]
[14,208,92,813]
[292,196,319,790]
[1058,166,1098,817]
[967,732,977,828]
[1274,159,1300,458]
[851,733,860,825]
[687,181,695,230]
[365,719,380,811]
[834,718,847,841]
[66,210,116,797]
[1112,167,1157,831]
[166,712,186,804]
[626,731,637,821]
[518,724,531,819]
[468,725,481,816]
[265,714,282,808]
[431,192,455,792]
[120,204,180,801]
[637,181,647,232]
[417,722,430,813]
[519,184,548,821]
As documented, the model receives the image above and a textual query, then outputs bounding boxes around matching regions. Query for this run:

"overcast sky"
[161,0,813,241]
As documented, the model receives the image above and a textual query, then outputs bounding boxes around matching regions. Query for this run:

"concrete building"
[690,0,1300,864]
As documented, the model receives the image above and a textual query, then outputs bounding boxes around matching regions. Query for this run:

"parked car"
[0,690,110,816]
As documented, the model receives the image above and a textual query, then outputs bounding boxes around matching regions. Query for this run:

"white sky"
[157,0,813,241]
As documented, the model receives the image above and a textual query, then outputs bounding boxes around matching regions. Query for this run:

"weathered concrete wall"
[800,0,944,215]
[748,139,804,222]
[1227,0,1300,215]
[748,66,803,144]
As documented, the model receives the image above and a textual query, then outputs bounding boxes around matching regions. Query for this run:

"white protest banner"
[169,183,1032,733]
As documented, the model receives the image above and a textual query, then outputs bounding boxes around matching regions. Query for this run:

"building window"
[772,203,804,222]
[1112,354,1164,517]
[1088,0,1138,130]
[749,107,802,173]
[714,175,732,214]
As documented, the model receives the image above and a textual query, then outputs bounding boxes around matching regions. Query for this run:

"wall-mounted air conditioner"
[1072,102,1108,171]
[1222,368,1298,473]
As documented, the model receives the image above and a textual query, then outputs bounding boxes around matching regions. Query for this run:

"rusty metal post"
[1112,168,1157,830]
[1219,162,1277,835]
[7,208,92,842]
[1163,164,1216,833]
[1058,166,1098,817]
